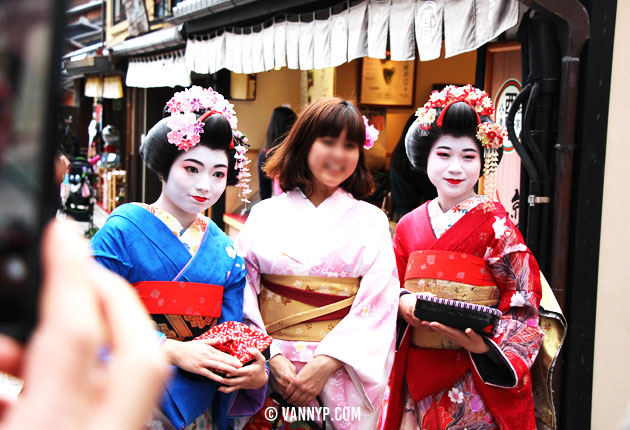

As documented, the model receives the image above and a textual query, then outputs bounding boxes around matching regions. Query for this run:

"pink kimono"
[237,188,399,429]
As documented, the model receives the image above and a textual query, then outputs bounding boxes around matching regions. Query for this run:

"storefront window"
[154,0,181,19]
[113,0,126,25]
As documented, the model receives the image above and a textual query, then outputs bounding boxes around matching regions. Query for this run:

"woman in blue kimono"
[91,86,267,430]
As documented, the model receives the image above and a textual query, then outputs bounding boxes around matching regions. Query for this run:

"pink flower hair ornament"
[362,115,379,149]
[165,85,251,202]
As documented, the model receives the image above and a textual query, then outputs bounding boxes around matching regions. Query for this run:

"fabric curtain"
[415,0,444,61]
[262,25,275,71]
[367,0,390,59]
[210,32,225,75]
[251,28,265,73]
[313,18,331,69]
[241,30,254,74]
[286,20,300,69]
[222,31,235,71]
[330,8,348,67]
[123,0,522,84]
[444,0,518,58]
[347,1,368,61]
[389,0,415,61]
[231,31,243,74]
[298,19,314,70]
[274,20,287,69]
[184,36,197,73]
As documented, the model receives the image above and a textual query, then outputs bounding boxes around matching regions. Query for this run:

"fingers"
[0,335,23,378]
[196,368,228,385]
[89,264,169,430]
[4,221,109,429]
[247,348,265,363]
[217,376,249,393]
[285,384,316,407]
[217,385,239,394]
[200,343,242,369]
[204,360,240,375]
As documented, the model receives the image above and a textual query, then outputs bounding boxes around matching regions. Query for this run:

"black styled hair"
[140,112,238,185]
[390,113,419,173]
[405,101,502,173]
[265,106,297,150]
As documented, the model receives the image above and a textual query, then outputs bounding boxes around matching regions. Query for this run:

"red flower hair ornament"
[415,85,508,203]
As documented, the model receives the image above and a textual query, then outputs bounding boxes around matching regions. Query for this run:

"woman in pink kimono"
[237,98,399,429]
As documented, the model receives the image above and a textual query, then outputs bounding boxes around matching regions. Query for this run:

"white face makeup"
[426,135,482,212]
[306,128,360,201]
[158,145,228,226]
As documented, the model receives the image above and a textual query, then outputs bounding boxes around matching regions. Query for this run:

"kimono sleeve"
[223,239,268,418]
[392,218,411,288]
[314,208,399,409]
[234,205,267,335]
[470,215,545,388]
[90,216,133,279]
[218,245,247,325]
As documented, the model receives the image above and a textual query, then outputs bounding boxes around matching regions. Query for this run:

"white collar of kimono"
[428,195,486,239]
[280,188,357,265]
[292,187,353,209]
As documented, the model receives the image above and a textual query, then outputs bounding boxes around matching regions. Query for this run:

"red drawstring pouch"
[160,321,272,429]
[195,321,273,364]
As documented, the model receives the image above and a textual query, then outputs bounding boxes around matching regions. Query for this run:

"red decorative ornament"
[195,321,273,365]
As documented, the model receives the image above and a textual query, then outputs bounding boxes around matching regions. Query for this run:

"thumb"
[200,337,222,346]
[246,348,265,362]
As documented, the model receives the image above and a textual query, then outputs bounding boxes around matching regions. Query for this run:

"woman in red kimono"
[383,85,544,430]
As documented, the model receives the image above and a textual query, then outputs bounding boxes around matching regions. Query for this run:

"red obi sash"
[405,250,495,285]
[133,281,223,317]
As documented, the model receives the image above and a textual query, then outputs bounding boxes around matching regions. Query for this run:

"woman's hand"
[284,355,342,406]
[0,220,169,430]
[422,321,490,354]
[267,355,296,397]
[163,338,242,384]
[400,294,489,354]
[399,294,425,328]
[218,348,268,393]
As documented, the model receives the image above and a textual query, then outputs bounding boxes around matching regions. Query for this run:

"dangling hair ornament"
[165,86,251,202]
[362,115,379,149]
[233,131,252,203]
[415,84,507,204]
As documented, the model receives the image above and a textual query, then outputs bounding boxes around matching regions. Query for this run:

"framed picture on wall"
[359,57,415,107]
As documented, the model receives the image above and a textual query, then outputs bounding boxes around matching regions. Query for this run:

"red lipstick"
[446,179,464,185]
[192,196,208,202]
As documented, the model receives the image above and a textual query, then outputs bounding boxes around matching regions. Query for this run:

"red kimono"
[383,197,544,430]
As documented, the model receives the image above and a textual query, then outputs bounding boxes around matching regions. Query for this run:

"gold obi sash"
[404,250,499,349]
[259,274,359,342]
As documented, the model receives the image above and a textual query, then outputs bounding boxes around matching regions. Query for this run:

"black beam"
[560,0,616,428]
[185,0,345,35]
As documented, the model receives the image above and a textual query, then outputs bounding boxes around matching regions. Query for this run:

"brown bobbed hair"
[263,97,375,199]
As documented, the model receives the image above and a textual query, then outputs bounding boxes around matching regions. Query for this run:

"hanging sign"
[494,78,522,224]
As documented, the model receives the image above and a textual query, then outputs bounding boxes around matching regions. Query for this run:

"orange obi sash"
[259,274,359,341]
[133,281,223,317]
[404,250,499,349]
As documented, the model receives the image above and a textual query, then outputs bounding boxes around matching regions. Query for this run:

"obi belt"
[134,280,224,430]
[259,274,359,341]
[404,250,499,349]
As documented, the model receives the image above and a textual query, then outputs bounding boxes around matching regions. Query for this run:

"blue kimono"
[91,203,263,430]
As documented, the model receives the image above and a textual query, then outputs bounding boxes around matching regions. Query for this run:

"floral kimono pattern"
[383,196,544,430]
[237,189,400,429]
